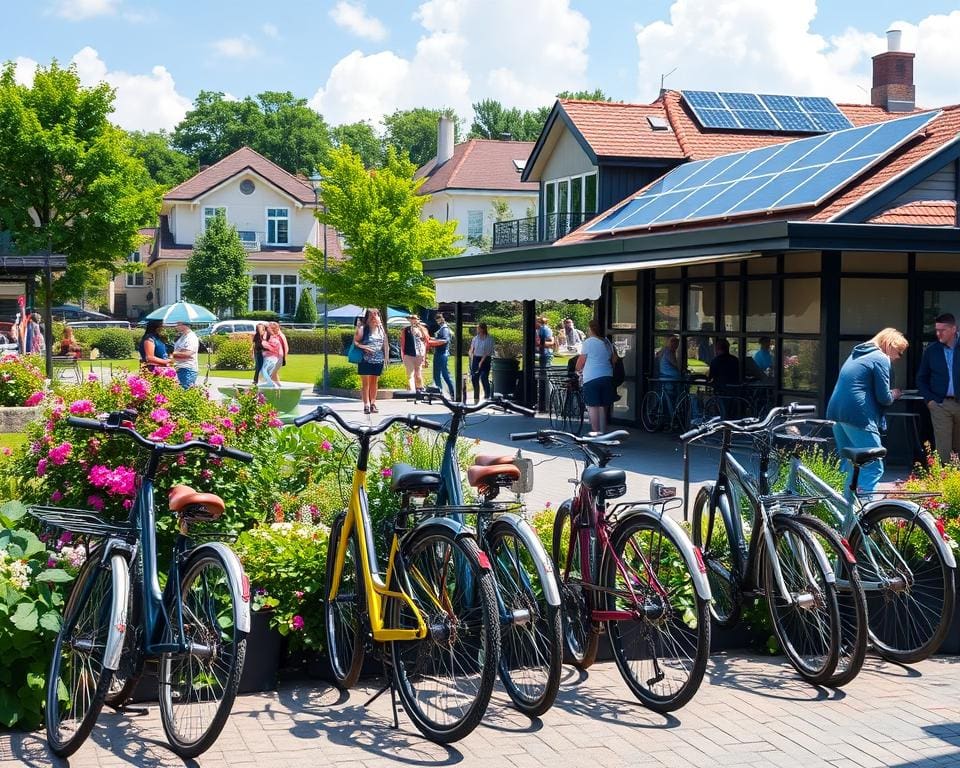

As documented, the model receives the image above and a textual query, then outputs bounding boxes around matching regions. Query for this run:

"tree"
[469,99,548,141]
[556,89,613,101]
[331,121,383,169]
[301,146,461,314]
[127,130,196,187]
[171,90,260,168]
[382,107,461,168]
[0,61,161,301]
[182,214,251,316]
[294,289,319,324]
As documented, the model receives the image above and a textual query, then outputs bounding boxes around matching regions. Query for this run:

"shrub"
[214,335,253,369]
[323,363,408,391]
[0,354,45,406]
[493,327,523,360]
[84,328,135,359]
[237,310,279,321]
[294,292,319,324]
[379,364,410,389]
[285,329,326,354]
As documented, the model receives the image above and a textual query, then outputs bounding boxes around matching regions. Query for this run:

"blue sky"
[4,1,960,131]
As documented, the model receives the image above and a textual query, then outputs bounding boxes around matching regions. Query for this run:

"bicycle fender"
[103,553,130,671]
[861,499,957,569]
[619,509,713,602]
[189,542,252,633]
[490,515,561,607]
[416,516,479,542]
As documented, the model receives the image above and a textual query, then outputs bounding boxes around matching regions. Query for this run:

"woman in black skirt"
[252,323,266,385]
[354,309,390,414]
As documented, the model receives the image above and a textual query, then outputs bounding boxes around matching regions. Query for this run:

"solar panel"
[585,110,938,233]
[682,90,854,133]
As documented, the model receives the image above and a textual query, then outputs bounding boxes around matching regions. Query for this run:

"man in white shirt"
[172,321,200,389]
[561,317,585,352]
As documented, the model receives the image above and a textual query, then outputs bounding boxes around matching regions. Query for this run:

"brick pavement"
[2,654,959,767]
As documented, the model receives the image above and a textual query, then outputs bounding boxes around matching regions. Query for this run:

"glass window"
[266,208,289,244]
[686,282,717,331]
[656,267,681,279]
[687,264,716,277]
[283,285,297,315]
[722,281,740,332]
[570,177,583,214]
[784,252,821,272]
[545,183,556,214]
[783,278,820,334]
[467,210,484,240]
[203,206,226,231]
[781,339,820,392]
[584,174,597,212]
[842,252,907,272]
[612,382,635,421]
[652,334,680,381]
[686,335,714,375]
[746,280,775,332]
[126,251,144,287]
[915,254,958,271]
[558,180,569,214]
[611,333,636,376]
[654,283,681,330]
[612,285,637,329]
[745,337,777,382]
[840,279,907,335]
[723,261,742,275]
[748,256,776,274]
[611,270,637,281]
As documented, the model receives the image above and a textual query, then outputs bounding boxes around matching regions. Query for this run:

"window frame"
[126,250,144,287]
[265,207,290,246]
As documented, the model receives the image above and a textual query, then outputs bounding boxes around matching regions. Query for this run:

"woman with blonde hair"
[400,314,428,390]
[826,327,907,498]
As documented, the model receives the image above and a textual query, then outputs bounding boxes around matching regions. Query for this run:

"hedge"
[325,363,409,391]
[73,328,136,359]
[215,336,254,369]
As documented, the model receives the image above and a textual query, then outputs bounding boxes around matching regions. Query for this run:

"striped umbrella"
[145,301,217,325]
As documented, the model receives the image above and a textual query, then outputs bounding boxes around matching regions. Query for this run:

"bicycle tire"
[159,547,247,759]
[548,389,564,430]
[105,552,144,708]
[640,391,663,433]
[45,552,125,757]
[765,514,841,685]
[486,519,562,717]
[389,523,499,744]
[847,503,956,664]
[324,512,365,689]
[603,514,710,712]
[551,503,599,668]
[794,514,867,687]
[563,388,585,436]
[691,485,742,628]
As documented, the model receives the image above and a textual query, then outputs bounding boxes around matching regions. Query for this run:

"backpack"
[610,344,626,388]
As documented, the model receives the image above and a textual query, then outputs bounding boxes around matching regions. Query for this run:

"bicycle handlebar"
[65,415,254,462]
[679,403,817,444]
[394,389,536,418]
[510,428,629,447]
[293,405,445,436]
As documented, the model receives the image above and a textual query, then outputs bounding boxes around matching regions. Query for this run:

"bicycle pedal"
[108,703,150,717]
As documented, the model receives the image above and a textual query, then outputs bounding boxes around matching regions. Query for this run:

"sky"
[4,0,960,133]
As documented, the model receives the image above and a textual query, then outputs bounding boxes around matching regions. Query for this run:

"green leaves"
[11,602,38,632]
[182,215,252,316]
[35,568,74,583]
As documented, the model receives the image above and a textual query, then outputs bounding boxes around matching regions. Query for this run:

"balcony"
[237,230,261,251]
[492,211,597,250]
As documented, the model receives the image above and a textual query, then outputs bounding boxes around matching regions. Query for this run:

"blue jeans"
[176,367,198,389]
[833,422,884,500]
[259,357,280,388]
[433,352,454,396]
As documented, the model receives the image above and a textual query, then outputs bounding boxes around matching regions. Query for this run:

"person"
[468,323,495,402]
[259,324,283,389]
[25,312,44,354]
[400,315,428,391]
[576,320,615,434]
[268,321,289,385]
[429,312,455,398]
[708,338,740,390]
[753,336,774,375]
[138,319,169,372]
[827,328,906,498]
[252,323,267,386]
[560,317,585,353]
[917,312,960,463]
[171,321,200,389]
[656,334,682,414]
[355,308,389,414]
[536,316,556,409]
[59,326,82,359]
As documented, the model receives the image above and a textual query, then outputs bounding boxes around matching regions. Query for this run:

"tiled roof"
[867,200,957,226]
[164,147,316,205]
[558,100,686,159]
[416,139,538,194]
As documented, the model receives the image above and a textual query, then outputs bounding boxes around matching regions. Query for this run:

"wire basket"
[28,505,133,538]
[609,496,684,521]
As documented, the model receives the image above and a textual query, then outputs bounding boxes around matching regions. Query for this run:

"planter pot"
[0,405,42,433]
[491,358,520,398]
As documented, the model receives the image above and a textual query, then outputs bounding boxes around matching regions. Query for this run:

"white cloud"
[51,0,120,20]
[329,1,387,41]
[211,36,260,60]
[262,23,280,39]
[889,12,960,108]
[311,0,589,126]
[12,57,39,86]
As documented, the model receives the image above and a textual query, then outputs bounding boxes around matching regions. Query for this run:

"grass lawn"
[0,433,27,451]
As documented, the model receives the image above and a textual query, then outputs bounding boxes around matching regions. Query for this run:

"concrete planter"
[319,387,403,400]
[0,405,43,433]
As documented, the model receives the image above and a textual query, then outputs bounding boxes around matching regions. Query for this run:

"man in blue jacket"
[917,312,960,463]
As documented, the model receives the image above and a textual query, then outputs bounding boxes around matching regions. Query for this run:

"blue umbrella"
[145,301,217,325]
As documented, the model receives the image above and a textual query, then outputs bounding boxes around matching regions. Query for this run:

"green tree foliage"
[0,61,161,301]
[382,107,461,168]
[182,214,251,316]
[302,146,461,313]
[468,99,548,141]
[294,289,319,323]
[127,129,196,187]
[172,90,330,174]
[331,120,383,169]
[556,89,613,101]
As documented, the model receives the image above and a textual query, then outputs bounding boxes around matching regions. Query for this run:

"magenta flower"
[24,391,45,407]
[207,434,225,446]
[176,454,186,466]
[126,375,151,399]
[227,403,240,414]
[200,422,216,434]
[47,558,57,568]
[48,442,73,466]
[1,447,10,457]
[221,417,234,430]
[183,431,194,441]
[87,373,99,382]
[51,490,63,502]
[294,590,304,600]
[58,531,72,545]
[545,501,552,509]
[268,417,283,428]
[201,469,213,480]
[123,499,133,510]
[88,464,137,496]
[150,408,170,422]
[381,468,392,478]
[154,393,169,405]
[321,440,332,452]
[149,422,175,441]
[36,457,47,475]
[160,367,178,379]
[87,494,105,511]
[290,615,305,631]
[69,400,94,415]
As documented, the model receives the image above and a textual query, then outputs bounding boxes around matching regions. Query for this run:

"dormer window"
[266,208,289,245]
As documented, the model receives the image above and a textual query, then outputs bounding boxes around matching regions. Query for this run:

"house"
[415,117,538,255]
[426,30,959,436]
[109,226,156,320]
[127,147,341,319]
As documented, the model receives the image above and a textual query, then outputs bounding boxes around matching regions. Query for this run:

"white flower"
[8,559,30,591]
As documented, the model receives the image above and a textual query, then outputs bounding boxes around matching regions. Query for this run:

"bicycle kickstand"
[364,662,400,729]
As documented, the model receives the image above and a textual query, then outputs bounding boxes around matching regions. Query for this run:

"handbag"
[347,342,363,364]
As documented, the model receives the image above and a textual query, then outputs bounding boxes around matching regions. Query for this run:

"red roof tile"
[558,100,686,159]
[867,200,957,226]
[164,147,315,205]
[416,139,538,194]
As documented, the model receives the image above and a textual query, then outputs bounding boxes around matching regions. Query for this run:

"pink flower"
[48,442,73,465]
[87,494,105,511]
[207,434,225,446]
[545,501,552,509]
[149,422,175,441]
[381,468,392,478]
[160,367,178,379]
[290,615,305,631]
[123,499,134,510]
[294,590,304,600]
[36,458,47,476]
[86,373,98,382]
[150,408,170,422]
[1,447,10,457]
[183,431,194,441]
[227,404,240,414]
[176,454,186,466]
[69,400,94,415]
[126,375,151,399]
[154,393,169,405]
[200,422,216,434]
[24,391,44,407]
[268,418,283,428]
[58,531,72,545]
[221,417,234,430]
[47,558,57,568]
[88,464,137,496]
[51,490,63,502]
[321,440,332,452]
[201,469,213,480]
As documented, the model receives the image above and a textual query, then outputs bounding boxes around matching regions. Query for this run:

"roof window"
[647,115,670,131]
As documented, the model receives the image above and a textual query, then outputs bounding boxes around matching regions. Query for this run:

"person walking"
[429,312,455,398]
[535,316,556,410]
[138,319,169,373]
[268,321,289,385]
[252,323,267,385]
[560,317,585,353]
[171,321,200,389]
[259,325,282,388]
[26,312,45,354]
[355,308,389,414]
[401,315,428,391]
[918,312,960,463]
[468,322,495,402]
[576,320,616,434]
[827,328,906,498]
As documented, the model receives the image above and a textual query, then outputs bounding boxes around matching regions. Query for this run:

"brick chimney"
[871,28,915,112]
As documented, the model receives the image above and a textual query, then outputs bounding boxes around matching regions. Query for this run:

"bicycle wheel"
[563,388,585,436]
[325,512,365,689]
[551,503,599,668]
[390,523,499,744]
[847,504,956,663]
[604,515,710,712]
[45,552,125,757]
[691,485,742,628]
[764,514,841,685]
[640,391,663,432]
[487,519,562,717]
[159,547,247,759]
[105,553,144,708]
[795,514,867,687]
[548,388,564,429]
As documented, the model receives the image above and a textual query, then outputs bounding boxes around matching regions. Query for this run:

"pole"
[43,246,53,380]
[322,218,329,395]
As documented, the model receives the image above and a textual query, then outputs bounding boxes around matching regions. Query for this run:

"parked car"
[51,305,112,322]
[67,320,131,330]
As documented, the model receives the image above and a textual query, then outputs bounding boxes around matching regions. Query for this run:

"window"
[174,272,185,301]
[249,273,300,315]
[126,251,144,287]
[203,207,226,231]
[266,208,289,245]
[239,179,255,195]
[467,210,484,241]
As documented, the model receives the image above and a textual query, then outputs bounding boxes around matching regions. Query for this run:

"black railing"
[492,211,597,250]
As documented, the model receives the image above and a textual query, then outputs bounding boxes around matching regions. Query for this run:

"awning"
[434,252,752,303]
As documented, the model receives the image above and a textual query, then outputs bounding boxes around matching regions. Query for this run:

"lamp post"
[309,171,329,395]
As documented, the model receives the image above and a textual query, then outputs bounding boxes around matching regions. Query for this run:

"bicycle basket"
[28,505,133,538]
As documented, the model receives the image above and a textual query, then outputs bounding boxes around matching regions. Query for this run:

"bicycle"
[299,405,500,744]
[683,405,846,685]
[31,409,254,758]
[548,370,585,435]
[395,389,563,717]
[512,427,712,712]
[641,376,714,433]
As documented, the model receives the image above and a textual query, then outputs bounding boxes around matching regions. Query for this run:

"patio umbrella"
[145,301,217,325]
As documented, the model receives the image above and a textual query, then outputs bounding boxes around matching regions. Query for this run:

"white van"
[67,320,132,330]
